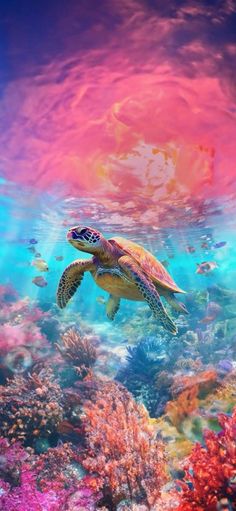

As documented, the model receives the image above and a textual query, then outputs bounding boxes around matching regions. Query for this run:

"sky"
[0,0,235,230]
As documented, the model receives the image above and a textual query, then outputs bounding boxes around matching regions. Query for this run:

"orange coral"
[172,370,218,399]
[81,381,167,509]
[166,386,199,430]
[174,406,236,511]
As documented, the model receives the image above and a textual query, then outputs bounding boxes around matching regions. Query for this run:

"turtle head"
[67,226,104,253]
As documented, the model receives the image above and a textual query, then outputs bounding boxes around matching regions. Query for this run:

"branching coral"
[174,406,236,511]
[32,442,76,491]
[81,381,167,510]
[0,367,63,445]
[56,328,97,379]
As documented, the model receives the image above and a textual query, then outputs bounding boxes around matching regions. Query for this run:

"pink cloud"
[0,0,235,227]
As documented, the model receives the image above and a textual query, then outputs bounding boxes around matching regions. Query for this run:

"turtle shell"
[109,236,185,294]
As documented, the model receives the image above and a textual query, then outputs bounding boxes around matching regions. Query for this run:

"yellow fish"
[32,259,48,272]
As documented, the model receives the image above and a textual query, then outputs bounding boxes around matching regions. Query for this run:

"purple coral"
[0,439,101,511]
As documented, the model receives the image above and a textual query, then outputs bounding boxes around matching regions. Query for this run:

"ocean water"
[0,1,236,510]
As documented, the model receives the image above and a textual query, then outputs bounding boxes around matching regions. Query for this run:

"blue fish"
[213,241,227,249]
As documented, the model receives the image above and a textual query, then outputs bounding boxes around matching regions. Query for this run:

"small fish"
[96,296,106,305]
[55,256,64,261]
[200,315,216,324]
[186,245,195,254]
[201,242,209,249]
[32,259,49,272]
[196,261,218,274]
[213,241,227,249]
[161,259,169,268]
[29,238,38,244]
[35,252,42,258]
[27,246,36,253]
[32,276,48,288]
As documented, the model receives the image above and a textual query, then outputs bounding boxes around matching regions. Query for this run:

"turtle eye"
[71,231,81,240]
[79,228,87,236]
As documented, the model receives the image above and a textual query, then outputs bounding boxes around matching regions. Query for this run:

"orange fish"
[200,315,216,324]
[196,261,218,274]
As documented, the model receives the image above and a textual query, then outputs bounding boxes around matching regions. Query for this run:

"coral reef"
[0,367,63,446]
[174,406,236,511]
[81,380,167,510]
[1,281,236,510]
[0,438,101,511]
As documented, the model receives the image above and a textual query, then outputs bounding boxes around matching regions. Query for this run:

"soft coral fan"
[56,328,97,379]
[0,367,63,445]
[116,336,175,416]
[81,381,167,510]
[175,406,236,511]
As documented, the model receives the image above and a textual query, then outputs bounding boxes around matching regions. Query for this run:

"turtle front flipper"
[57,259,94,309]
[106,294,120,320]
[118,255,177,335]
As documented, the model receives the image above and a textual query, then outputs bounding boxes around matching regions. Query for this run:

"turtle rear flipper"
[106,294,120,320]
[118,255,177,335]
[57,259,94,308]
[162,291,189,314]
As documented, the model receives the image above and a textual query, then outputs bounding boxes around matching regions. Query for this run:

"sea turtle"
[57,226,188,334]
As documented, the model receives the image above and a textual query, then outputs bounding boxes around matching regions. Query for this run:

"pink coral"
[0,322,48,355]
[0,471,69,511]
[0,289,51,379]
[0,438,101,511]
